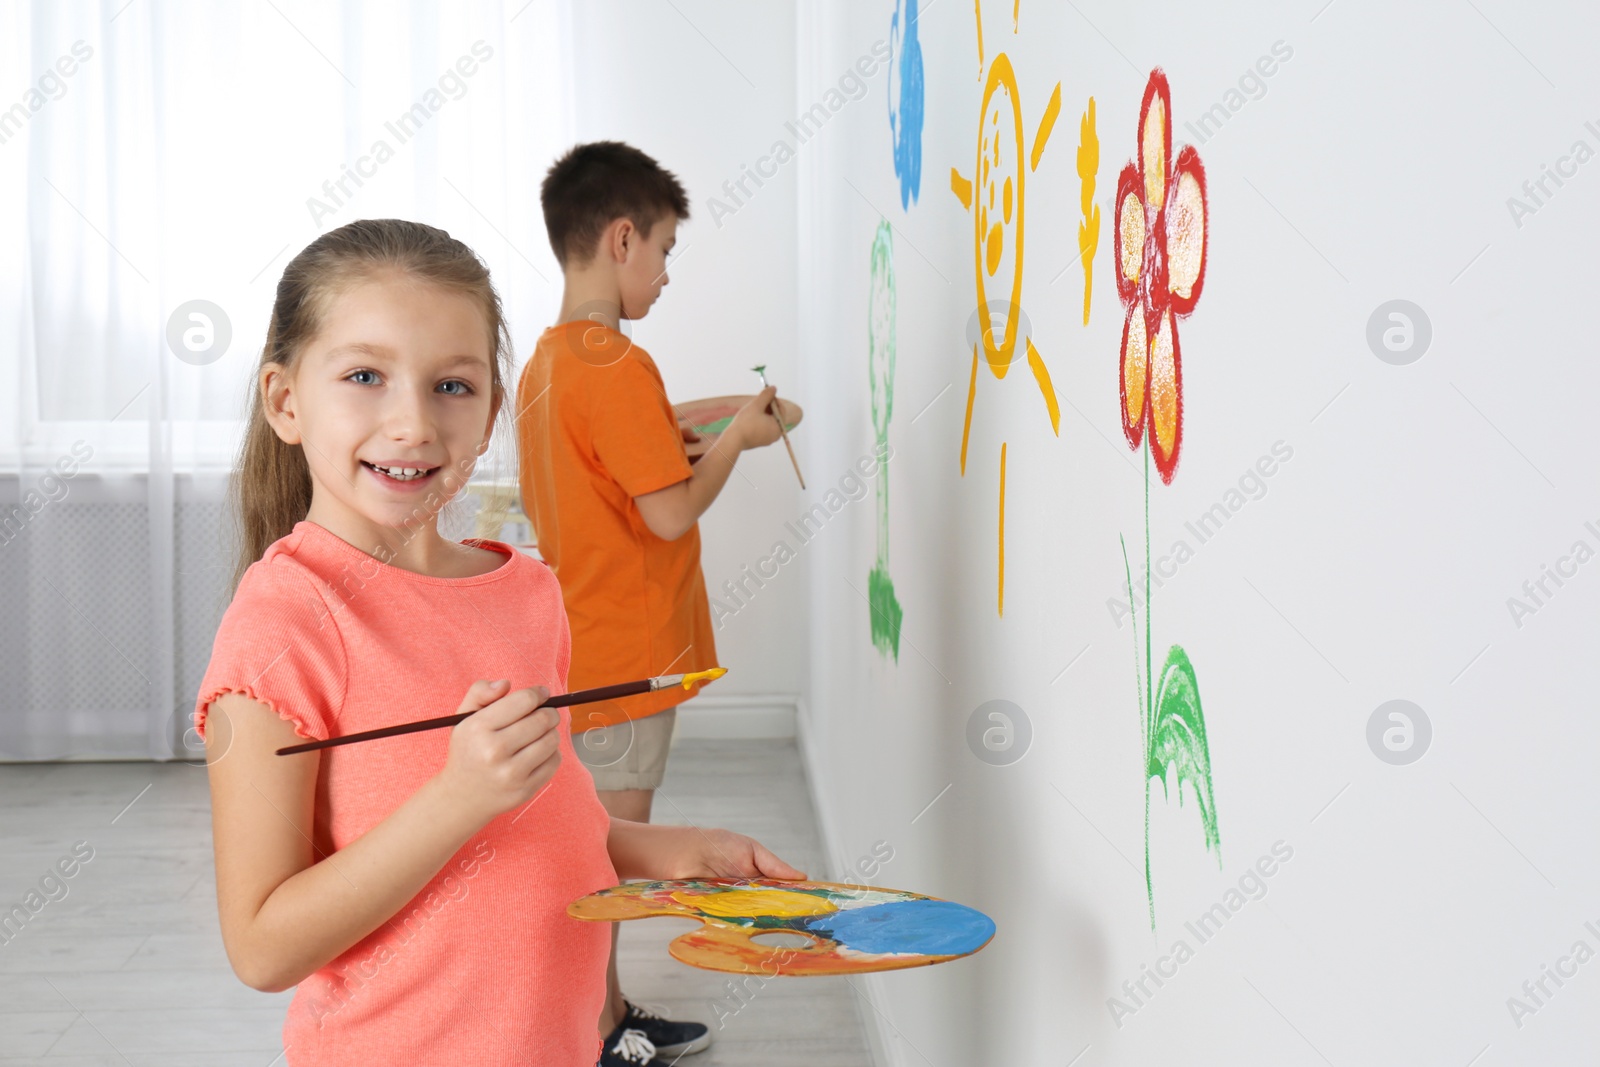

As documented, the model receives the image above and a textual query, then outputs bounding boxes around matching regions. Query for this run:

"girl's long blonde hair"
[228,219,513,595]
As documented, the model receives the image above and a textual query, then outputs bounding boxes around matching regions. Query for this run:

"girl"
[194,219,803,1066]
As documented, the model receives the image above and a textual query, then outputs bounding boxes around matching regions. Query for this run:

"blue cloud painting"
[889,0,924,209]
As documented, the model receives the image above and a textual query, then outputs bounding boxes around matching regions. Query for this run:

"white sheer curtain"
[0,0,573,760]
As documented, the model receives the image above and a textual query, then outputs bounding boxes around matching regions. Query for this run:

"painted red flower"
[1113,69,1207,483]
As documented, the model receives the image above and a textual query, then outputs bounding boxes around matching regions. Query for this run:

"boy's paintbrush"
[275,668,728,756]
[751,364,805,489]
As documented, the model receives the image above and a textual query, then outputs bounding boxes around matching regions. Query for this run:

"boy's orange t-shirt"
[193,520,615,1067]
[515,320,718,730]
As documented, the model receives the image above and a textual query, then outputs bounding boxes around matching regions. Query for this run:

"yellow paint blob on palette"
[679,887,836,919]
[568,879,995,976]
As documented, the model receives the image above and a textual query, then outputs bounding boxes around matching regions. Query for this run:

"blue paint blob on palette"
[803,898,995,956]
[568,879,995,975]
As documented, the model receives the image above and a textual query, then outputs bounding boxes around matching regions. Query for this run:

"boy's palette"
[567,879,994,975]
[675,395,804,464]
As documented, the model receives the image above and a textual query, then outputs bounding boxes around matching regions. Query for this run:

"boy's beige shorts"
[574,707,677,791]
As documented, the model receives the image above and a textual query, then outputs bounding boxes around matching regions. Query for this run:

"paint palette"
[567,879,994,975]
[675,395,803,464]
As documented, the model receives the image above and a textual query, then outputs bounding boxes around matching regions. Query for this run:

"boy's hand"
[678,418,702,446]
[669,825,807,882]
[722,386,783,451]
[633,387,783,540]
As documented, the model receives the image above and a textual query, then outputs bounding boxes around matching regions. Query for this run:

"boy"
[515,141,782,1066]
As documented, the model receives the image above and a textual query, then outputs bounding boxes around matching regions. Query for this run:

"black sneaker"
[599,1025,665,1066]
[621,999,713,1057]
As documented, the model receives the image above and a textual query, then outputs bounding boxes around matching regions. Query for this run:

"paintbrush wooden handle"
[275,677,657,755]
[766,394,806,489]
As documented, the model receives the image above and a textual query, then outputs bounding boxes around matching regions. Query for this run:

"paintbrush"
[751,364,805,489]
[275,668,728,755]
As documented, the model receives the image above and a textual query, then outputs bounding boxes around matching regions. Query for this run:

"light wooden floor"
[0,739,875,1066]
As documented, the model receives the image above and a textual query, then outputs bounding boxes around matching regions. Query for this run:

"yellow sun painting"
[950,0,1062,616]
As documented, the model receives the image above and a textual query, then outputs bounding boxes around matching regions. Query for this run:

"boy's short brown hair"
[540,141,690,269]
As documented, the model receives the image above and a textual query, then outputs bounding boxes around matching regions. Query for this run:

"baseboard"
[672,693,798,739]
[795,696,895,1067]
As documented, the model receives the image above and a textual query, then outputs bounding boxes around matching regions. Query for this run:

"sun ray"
[1030,83,1061,172]
[1025,338,1060,435]
[1077,97,1100,325]
[951,168,973,209]
[960,344,979,475]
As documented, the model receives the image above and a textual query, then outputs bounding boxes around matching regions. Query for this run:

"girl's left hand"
[671,827,807,882]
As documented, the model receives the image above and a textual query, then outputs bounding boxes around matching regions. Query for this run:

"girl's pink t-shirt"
[194,520,616,1066]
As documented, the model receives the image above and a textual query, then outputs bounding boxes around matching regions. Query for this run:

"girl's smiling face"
[263,270,499,539]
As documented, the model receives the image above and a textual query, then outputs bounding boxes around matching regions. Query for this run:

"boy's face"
[618,215,677,320]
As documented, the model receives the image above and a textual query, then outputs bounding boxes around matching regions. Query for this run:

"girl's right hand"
[435,679,562,824]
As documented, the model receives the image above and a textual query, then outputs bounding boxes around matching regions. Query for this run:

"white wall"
[566,0,808,711]
[569,0,1600,1059]
[797,0,1600,1063]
